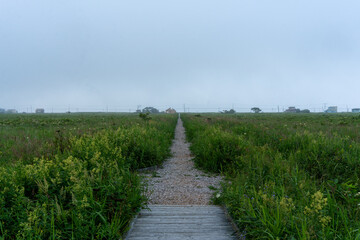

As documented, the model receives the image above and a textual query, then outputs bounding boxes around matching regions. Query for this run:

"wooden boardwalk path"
[125,205,238,240]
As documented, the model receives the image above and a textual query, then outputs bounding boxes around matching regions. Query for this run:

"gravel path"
[141,116,222,205]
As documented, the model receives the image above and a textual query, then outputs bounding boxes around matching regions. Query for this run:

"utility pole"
[183,104,186,113]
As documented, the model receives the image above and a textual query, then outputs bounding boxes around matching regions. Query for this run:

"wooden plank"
[130,226,234,232]
[136,216,228,220]
[129,232,235,239]
[143,208,224,213]
[137,215,227,219]
[128,232,237,239]
[146,206,224,210]
[125,205,238,240]
[139,212,225,217]
[135,219,230,224]
[139,206,225,215]
[127,237,234,240]
[144,206,224,211]
[147,205,223,208]
[142,210,224,214]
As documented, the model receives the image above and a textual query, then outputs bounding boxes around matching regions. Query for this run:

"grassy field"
[182,113,360,239]
[3,112,360,239]
[0,113,177,239]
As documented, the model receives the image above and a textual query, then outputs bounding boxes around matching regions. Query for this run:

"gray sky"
[1,0,360,112]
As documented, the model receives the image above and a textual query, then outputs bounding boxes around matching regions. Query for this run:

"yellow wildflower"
[311,191,327,213]
[320,216,331,228]
[280,197,295,212]
[304,206,312,215]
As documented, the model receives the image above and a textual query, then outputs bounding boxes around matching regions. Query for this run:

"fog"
[1,0,360,112]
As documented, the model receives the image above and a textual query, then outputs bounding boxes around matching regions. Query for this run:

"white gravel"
[141,116,222,205]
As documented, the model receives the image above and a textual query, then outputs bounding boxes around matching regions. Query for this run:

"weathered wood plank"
[145,206,223,210]
[125,205,238,240]
[147,205,223,208]
[135,219,230,224]
[137,215,227,219]
[142,210,224,214]
[139,213,225,217]
[128,232,237,238]
[131,226,233,232]
[127,237,233,240]
[143,208,224,213]
[143,206,223,210]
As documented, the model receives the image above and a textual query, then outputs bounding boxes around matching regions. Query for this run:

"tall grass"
[0,113,177,239]
[183,113,360,239]
[0,113,176,166]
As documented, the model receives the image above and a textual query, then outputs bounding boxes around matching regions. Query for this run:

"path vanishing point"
[125,115,238,239]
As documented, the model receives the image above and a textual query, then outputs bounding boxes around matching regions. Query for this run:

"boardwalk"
[125,205,238,240]
[126,116,238,239]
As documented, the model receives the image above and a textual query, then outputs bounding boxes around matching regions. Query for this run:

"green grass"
[4,112,360,239]
[0,113,176,166]
[182,113,360,239]
[0,113,177,239]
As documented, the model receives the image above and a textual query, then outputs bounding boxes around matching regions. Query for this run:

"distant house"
[0,108,5,113]
[352,108,360,113]
[284,107,300,113]
[165,108,176,114]
[6,109,18,114]
[325,106,337,113]
[35,108,45,114]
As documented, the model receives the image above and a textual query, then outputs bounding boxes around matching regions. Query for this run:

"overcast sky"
[1,0,360,112]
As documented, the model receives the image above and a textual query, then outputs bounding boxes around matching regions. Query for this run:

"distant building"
[325,106,337,113]
[6,109,18,114]
[352,108,360,113]
[35,108,45,114]
[284,107,300,113]
[165,108,177,114]
[0,108,5,113]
